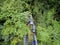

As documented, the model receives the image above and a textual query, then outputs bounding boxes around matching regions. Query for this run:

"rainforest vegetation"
[0,0,60,45]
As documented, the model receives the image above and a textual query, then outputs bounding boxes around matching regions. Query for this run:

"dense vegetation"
[0,0,60,45]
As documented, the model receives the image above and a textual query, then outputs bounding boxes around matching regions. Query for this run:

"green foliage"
[0,0,31,45]
[0,0,60,45]
[31,0,60,45]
